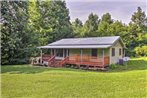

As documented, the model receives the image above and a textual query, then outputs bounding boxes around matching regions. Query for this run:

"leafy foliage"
[83,13,99,37]
[1,0,73,65]
[72,7,147,57]
[1,0,147,65]
[72,18,83,37]
[28,0,73,56]
[109,64,118,70]
[101,13,113,24]
[125,7,147,56]
[1,1,29,64]
[135,46,147,56]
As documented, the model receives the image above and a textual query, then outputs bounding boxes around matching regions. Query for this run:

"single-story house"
[35,36,125,69]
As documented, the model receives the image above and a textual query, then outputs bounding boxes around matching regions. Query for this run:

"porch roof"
[38,45,111,49]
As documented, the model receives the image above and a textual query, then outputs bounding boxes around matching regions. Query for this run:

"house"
[34,36,125,69]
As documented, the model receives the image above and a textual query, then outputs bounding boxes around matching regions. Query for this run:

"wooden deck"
[32,54,109,69]
[64,55,109,68]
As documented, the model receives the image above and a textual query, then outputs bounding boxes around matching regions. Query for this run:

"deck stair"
[52,59,62,67]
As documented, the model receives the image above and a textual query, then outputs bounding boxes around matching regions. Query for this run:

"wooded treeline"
[1,0,147,65]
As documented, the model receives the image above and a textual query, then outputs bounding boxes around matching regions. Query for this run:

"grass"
[1,57,147,98]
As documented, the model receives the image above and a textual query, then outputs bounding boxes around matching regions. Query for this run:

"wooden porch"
[32,54,109,70]
[66,55,109,67]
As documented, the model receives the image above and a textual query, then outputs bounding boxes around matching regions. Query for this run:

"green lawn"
[1,57,147,98]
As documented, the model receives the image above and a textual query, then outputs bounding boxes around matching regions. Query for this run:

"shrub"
[134,46,147,56]
[126,49,135,57]
[109,64,118,70]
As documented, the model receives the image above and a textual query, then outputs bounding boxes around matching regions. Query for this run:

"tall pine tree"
[83,13,99,37]
[126,7,147,56]
[72,18,83,37]
[97,13,113,36]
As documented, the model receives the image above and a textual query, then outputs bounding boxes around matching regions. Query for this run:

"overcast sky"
[66,0,147,24]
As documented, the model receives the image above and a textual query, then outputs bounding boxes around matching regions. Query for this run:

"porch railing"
[66,55,109,66]
[33,54,109,67]
[42,54,52,62]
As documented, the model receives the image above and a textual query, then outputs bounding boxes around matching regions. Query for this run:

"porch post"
[66,49,68,56]
[80,49,83,63]
[102,48,104,66]
[40,49,43,64]
[63,49,65,58]
[51,49,52,56]
[54,49,56,56]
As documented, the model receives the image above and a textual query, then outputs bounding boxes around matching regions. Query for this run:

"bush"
[126,49,135,57]
[135,46,147,56]
[109,64,118,70]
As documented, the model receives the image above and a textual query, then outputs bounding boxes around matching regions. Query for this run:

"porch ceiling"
[38,45,111,49]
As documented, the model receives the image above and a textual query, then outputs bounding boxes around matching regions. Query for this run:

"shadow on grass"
[1,65,47,74]
[1,65,87,74]
[1,59,147,74]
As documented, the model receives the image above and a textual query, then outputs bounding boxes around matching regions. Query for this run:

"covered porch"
[33,47,110,69]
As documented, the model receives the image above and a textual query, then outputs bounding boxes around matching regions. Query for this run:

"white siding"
[110,41,123,64]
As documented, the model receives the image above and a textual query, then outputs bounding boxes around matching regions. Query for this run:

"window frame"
[119,48,122,56]
[112,48,115,56]
[91,49,97,57]
[56,49,63,57]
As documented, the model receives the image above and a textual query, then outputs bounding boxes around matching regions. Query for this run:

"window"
[64,49,69,57]
[119,48,121,56]
[91,49,97,57]
[112,48,115,56]
[56,49,63,57]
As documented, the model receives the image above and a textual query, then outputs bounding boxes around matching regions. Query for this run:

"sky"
[66,0,147,24]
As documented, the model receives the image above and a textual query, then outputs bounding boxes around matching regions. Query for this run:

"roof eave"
[37,45,112,49]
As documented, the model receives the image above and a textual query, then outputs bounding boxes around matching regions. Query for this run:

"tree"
[109,21,128,37]
[131,7,147,29]
[72,18,83,37]
[97,21,110,36]
[49,1,73,42]
[135,46,147,56]
[83,13,99,37]
[97,13,114,36]
[1,1,29,64]
[101,13,113,24]
[28,0,73,55]
[29,0,73,43]
[125,7,147,56]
